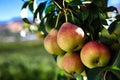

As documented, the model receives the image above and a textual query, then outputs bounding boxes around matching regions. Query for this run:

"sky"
[108,0,120,13]
[0,0,120,22]
[0,0,27,21]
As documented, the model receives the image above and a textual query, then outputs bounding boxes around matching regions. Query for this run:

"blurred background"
[0,0,120,80]
[0,0,61,80]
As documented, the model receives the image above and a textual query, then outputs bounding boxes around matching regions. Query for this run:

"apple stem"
[53,0,62,10]
[62,0,68,22]
[68,9,75,23]
[103,70,108,80]
[64,9,68,22]
[90,34,94,40]
[55,11,61,28]
[62,0,65,8]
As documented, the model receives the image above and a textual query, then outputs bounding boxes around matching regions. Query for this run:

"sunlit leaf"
[111,66,120,71]
[21,1,31,24]
[33,1,47,21]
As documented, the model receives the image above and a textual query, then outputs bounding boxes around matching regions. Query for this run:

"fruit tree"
[21,0,120,80]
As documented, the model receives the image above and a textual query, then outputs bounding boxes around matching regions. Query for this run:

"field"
[0,40,61,80]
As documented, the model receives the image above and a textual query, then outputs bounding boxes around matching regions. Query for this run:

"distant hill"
[0,17,37,42]
[0,18,23,33]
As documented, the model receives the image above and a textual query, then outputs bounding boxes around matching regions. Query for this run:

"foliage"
[0,40,61,80]
[21,0,120,80]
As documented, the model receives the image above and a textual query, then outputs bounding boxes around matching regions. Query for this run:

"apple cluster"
[44,22,111,77]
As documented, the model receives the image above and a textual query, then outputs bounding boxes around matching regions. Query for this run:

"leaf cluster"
[21,0,120,80]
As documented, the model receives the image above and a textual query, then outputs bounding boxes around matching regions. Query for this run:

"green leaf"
[57,70,68,80]
[86,3,99,24]
[86,67,107,80]
[105,71,120,80]
[111,66,120,71]
[65,10,81,26]
[107,66,120,80]
[81,11,89,21]
[29,1,34,13]
[67,0,82,6]
[112,49,120,68]
[21,1,31,24]
[38,10,56,34]
[111,70,120,79]
[108,20,118,34]
[77,6,89,22]
[92,0,108,10]
[45,13,57,33]
[99,13,108,25]
[39,18,47,36]
[112,21,120,38]
[115,15,120,20]
[83,3,100,35]
[33,1,47,21]
[21,1,29,9]
[104,6,119,13]
[22,18,31,24]
[86,68,102,80]
[74,73,83,80]
[45,4,55,15]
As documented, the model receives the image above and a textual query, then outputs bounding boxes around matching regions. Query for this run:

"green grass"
[0,40,60,80]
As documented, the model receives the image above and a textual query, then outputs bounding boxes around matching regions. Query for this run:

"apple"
[57,22,85,52]
[44,28,65,55]
[80,41,111,68]
[56,55,64,70]
[62,52,84,74]
[36,31,45,39]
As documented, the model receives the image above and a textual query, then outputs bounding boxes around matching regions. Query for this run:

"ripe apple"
[62,52,84,74]
[80,41,111,68]
[44,28,65,55]
[57,22,85,52]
